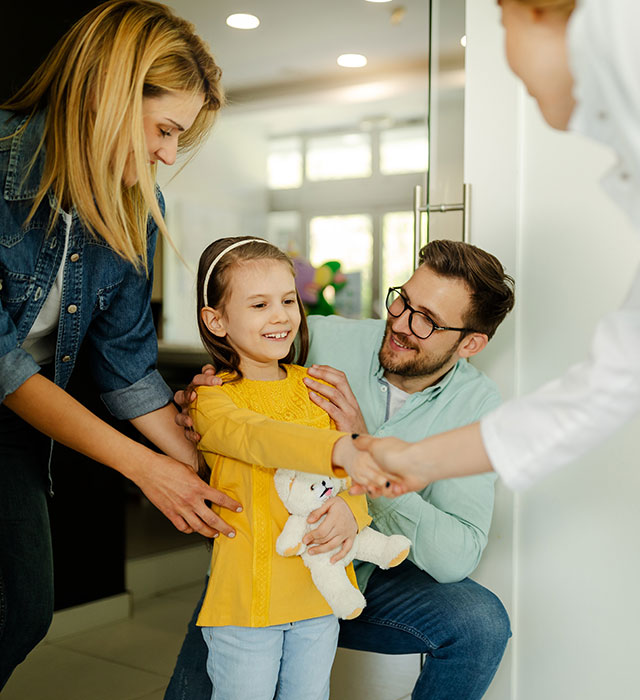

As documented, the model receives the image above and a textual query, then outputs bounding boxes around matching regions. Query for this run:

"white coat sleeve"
[481,264,640,490]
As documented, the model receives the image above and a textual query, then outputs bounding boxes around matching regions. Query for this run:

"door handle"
[412,183,471,267]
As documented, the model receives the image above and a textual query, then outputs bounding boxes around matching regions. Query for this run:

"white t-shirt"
[21,210,72,365]
[480,0,640,490]
[384,379,410,419]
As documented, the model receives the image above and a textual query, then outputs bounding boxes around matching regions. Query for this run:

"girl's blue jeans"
[202,614,339,700]
[165,560,511,700]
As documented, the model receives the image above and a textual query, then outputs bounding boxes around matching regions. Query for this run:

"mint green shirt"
[306,315,501,589]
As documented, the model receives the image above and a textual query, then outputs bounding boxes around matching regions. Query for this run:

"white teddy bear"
[274,468,411,620]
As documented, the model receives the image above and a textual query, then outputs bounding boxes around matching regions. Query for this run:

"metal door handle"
[413,183,471,267]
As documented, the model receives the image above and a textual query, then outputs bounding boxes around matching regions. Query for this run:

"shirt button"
[67,304,78,314]
[70,253,80,262]
[62,355,72,363]
[380,385,388,393]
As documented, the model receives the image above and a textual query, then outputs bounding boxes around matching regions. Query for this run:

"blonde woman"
[354,0,640,493]
[0,0,242,687]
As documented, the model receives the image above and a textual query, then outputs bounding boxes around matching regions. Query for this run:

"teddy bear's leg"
[352,527,411,570]
[303,554,366,620]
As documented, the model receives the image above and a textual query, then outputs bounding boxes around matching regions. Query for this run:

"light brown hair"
[2,0,224,271]
[196,237,310,379]
[419,240,515,340]
[507,0,575,16]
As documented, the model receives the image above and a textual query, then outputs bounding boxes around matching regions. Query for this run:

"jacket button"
[62,355,72,363]
[67,304,78,314]
[34,287,43,301]
[70,253,80,262]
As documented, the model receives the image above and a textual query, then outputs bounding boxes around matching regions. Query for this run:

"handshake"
[174,364,491,498]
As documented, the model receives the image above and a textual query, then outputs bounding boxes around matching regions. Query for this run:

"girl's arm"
[192,386,392,487]
[4,373,241,536]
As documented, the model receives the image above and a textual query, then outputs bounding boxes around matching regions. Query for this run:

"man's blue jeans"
[0,405,54,691]
[164,560,511,700]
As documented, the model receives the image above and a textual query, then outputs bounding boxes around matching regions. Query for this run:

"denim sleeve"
[88,192,173,420]
[0,344,41,403]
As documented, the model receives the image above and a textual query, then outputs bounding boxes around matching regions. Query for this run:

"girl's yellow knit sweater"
[191,364,371,628]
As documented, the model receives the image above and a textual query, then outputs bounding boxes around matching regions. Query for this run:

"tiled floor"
[2,582,201,700]
[3,579,417,700]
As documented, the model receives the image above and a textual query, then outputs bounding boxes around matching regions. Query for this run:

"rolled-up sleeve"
[0,344,41,403]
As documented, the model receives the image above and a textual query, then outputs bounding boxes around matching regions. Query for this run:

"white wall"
[158,116,269,344]
[466,2,640,699]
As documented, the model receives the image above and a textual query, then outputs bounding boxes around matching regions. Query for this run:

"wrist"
[331,434,355,472]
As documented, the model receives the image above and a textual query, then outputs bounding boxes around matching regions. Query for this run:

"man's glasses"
[385,287,477,340]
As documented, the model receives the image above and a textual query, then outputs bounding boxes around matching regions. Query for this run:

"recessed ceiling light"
[337,54,368,68]
[226,13,260,30]
[460,35,467,48]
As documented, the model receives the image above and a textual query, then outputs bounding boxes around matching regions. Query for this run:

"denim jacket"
[0,109,173,419]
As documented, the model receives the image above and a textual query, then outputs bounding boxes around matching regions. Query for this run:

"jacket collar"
[3,110,47,203]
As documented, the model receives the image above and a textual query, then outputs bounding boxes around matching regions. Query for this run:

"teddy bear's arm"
[276,515,308,557]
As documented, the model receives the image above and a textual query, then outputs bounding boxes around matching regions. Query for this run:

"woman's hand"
[303,364,368,434]
[173,364,221,441]
[302,497,358,564]
[350,423,493,495]
[331,435,397,496]
[135,452,242,538]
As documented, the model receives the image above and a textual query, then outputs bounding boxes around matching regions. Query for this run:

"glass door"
[412,0,467,267]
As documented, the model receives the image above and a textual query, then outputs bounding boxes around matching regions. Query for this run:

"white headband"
[202,238,267,307]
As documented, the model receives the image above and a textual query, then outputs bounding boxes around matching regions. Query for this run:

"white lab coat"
[480,0,640,490]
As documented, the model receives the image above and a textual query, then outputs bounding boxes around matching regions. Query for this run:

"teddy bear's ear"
[274,469,297,501]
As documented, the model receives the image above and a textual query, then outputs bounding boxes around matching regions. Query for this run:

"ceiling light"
[337,54,368,68]
[460,35,467,48]
[226,13,260,30]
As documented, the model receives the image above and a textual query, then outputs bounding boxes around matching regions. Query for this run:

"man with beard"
[165,239,515,700]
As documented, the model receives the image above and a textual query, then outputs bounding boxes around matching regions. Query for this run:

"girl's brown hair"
[197,237,309,380]
[1,0,224,271]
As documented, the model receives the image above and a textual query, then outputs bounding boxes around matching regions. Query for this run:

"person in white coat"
[354,0,640,494]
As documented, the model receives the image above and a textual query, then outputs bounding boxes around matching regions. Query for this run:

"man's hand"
[303,497,358,564]
[303,365,368,434]
[174,364,221,442]
[136,452,242,538]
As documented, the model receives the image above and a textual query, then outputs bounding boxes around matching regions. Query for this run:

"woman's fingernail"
[236,506,243,512]
[351,433,359,440]
[385,481,391,488]
[227,532,236,538]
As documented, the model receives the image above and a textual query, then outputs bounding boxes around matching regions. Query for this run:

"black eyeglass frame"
[385,287,479,340]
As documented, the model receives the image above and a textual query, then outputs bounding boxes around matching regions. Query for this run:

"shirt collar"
[4,110,46,202]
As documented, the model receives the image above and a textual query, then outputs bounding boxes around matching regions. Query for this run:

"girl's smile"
[203,258,302,380]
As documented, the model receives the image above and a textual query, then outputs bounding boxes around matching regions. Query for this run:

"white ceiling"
[169,0,465,134]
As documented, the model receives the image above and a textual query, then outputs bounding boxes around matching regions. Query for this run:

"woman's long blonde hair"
[1,0,224,271]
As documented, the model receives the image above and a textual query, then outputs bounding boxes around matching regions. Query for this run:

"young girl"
[190,236,381,700]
